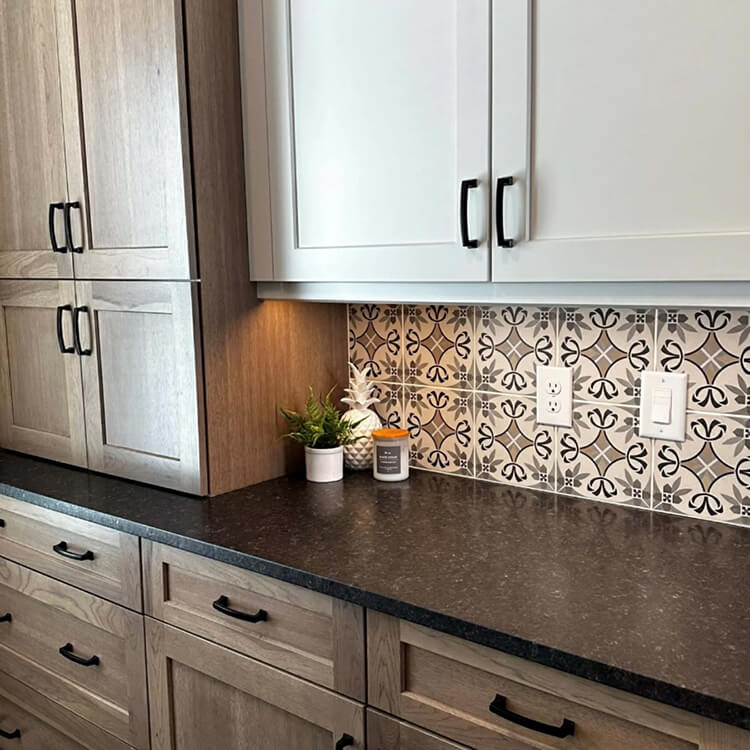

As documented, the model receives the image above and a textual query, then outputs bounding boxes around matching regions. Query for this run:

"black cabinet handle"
[489,695,574,738]
[53,541,94,561]
[0,519,5,527]
[460,178,479,249]
[335,734,354,750]
[0,727,20,740]
[0,613,11,623]
[64,201,83,253]
[56,304,75,354]
[73,306,92,356]
[212,595,267,623]
[59,642,99,667]
[49,202,66,253]
[496,176,515,248]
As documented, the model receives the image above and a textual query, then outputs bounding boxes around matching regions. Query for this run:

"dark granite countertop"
[0,450,748,730]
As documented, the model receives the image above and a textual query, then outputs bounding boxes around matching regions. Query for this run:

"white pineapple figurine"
[341,362,382,470]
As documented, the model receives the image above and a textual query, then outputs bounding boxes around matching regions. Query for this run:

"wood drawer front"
[0,670,132,750]
[143,541,365,700]
[367,613,748,750]
[0,495,141,609]
[367,710,471,750]
[0,557,148,749]
[147,619,365,750]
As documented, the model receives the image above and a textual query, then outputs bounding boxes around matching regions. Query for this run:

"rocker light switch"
[639,372,687,441]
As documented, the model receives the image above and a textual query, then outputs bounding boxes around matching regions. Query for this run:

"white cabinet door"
[493,0,750,282]
[246,0,490,282]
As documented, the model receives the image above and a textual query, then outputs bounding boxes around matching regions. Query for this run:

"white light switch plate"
[536,366,572,427]
[639,371,688,441]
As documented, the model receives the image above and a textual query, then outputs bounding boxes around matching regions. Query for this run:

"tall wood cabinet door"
[147,620,365,750]
[0,281,86,466]
[246,0,490,282]
[0,1,73,278]
[493,0,750,282]
[63,0,195,280]
[76,281,205,493]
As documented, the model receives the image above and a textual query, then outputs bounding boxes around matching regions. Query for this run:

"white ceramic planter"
[304,445,344,483]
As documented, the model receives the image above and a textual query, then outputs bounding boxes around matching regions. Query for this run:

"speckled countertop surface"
[0,450,748,729]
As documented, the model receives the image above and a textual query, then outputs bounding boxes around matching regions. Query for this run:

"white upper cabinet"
[493,0,750,282]
[243,0,491,282]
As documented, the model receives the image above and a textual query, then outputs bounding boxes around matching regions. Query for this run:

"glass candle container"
[372,428,409,482]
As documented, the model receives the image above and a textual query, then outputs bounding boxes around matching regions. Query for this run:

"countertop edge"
[1,480,747,732]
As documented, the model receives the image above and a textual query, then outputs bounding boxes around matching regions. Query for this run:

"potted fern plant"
[280,387,364,482]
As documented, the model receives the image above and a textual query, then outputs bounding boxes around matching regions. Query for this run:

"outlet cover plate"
[639,371,688,441]
[536,366,573,427]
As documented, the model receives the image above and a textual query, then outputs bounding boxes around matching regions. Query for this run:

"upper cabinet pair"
[0,0,193,280]
[242,0,750,283]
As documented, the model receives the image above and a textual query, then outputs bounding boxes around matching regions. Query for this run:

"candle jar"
[372,428,409,482]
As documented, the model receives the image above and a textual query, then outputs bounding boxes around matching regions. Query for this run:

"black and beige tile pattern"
[347,303,749,527]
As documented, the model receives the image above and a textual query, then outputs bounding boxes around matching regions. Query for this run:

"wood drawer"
[0,670,132,750]
[0,556,148,749]
[0,495,141,610]
[143,541,365,700]
[147,619,365,750]
[367,612,748,750]
[368,710,471,750]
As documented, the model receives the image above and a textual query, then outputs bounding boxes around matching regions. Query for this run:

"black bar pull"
[0,519,5,527]
[0,727,20,740]
[73,306,92,356]
[0,613,11,623]
[335,734,355,750]
[496,176,515,248]
[64,201,83,253]
[212,595,268,623]
[53,541,94,561]
[489,695,574,738]
[49,202,66,253]
[56,304,75,354]
[460,178,479,248]
[59,642,99,667]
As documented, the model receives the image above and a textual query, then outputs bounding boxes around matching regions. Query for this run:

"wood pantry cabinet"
[0,0,346,494]
[242,0,750,289]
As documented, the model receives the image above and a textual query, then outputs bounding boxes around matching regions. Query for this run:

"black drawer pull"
[0,519,4,527]
[59,642,99,667]
[49,202,66,253]
[73,306,92,356]
[489,694,575,739]
[212,595,267,623]
[64,201,83,253]
[56,304,75,354]
[53,541,94,561]
[496,176,515,248]
[335,734,354,750]
[0,613,11,623]
[460,178,479,249]
[0,726,20,740]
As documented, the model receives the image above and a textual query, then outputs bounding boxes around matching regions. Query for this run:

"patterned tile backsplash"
[348,303,750,528]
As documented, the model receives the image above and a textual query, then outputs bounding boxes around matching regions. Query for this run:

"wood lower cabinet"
[77,281,205,493]
[367,612,749,750]
[146,619,365,750]
[0,281,86,467]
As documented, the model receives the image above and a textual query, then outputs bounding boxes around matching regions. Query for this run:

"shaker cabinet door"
[246,0,490,282]
[76,281,205,493]
[0,281,87,466]
[493,0,750,282]
[146,620,365,750]
[65,0,195,280]
[0,0,73,278]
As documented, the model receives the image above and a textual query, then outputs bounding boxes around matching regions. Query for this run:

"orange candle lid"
[372,428,409,440]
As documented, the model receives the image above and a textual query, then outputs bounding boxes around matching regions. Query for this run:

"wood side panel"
[182,0,347,495]
[332,598,366,702]
[366,610,403,715]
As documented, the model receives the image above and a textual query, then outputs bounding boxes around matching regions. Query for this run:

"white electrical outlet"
[536,366,573,427]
